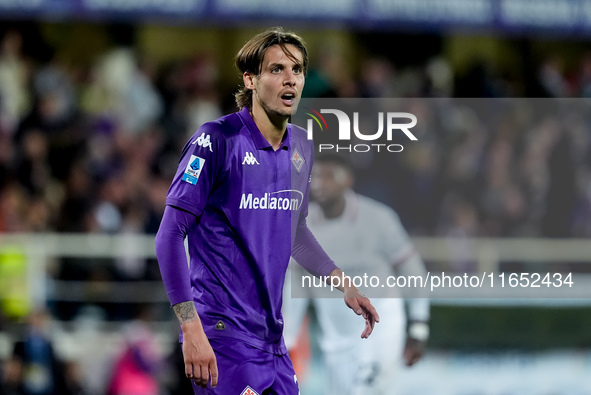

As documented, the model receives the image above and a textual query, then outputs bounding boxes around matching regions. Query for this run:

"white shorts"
[321,298,406,395]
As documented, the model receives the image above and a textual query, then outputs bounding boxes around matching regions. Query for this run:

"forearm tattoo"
[173,301,197,323]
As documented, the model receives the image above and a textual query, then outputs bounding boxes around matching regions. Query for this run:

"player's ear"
[243,72,255,90]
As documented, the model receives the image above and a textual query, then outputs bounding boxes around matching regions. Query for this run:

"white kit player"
[284,153,430,394]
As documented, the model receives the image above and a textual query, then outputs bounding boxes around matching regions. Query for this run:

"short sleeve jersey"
[166,107,313,355]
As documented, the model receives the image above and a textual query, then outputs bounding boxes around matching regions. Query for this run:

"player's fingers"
[185,362,193,379]
[405,352,419,367]
[210,359,219,388]
[192,364,202,387]
[361,313,376,338]
[362,320,372,338]
[201,364,210,388]
[361,319,370,338]
[361,299,380,323]
[195,365,207,388]
[346,297,363,315]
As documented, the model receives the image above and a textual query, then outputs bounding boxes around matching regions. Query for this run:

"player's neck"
[250,107,288,151]
[321,196,346,219]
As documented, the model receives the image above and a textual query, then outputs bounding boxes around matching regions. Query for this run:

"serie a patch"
[182,155,205,185]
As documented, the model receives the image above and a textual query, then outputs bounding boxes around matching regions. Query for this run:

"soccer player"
[284,154,430,394]
[154,27,379,395]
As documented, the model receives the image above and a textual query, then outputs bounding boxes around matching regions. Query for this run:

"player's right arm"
[155,205,218,388]
[173,301,218,388]
[156,125,226,389]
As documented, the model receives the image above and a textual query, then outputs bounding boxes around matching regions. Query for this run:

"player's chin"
[288,99,301,114]
[280,100,300,115]
[272,108,294,119]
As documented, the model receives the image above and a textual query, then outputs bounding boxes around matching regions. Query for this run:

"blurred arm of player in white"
[379,203,430,368]
[394,251,430,366]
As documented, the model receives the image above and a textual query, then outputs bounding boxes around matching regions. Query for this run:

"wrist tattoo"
[173,301,196,323]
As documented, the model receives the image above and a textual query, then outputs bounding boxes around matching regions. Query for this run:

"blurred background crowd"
[1,24,591,243]
[1,9,591,394]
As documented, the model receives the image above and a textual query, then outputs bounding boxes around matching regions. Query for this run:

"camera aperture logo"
[304,107,417,153]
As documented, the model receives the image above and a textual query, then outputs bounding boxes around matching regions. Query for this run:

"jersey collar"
[238,106,291,151]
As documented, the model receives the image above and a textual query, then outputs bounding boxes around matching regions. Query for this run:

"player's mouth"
[281,92,296,106]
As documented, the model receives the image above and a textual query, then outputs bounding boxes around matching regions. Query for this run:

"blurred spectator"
[303,44,356,98]
[33,53,76,126]
[0,30,31,135]
[60,361,85,395]
[425,57,454,97]
[81,48,163,136]
[1,356,25,395]
[541,127,577,237]
[359,57,396,98]
[106,307,163,395]
[538,56,568,97]
[11,310,68,395]
[0,183,27,233]
[182,54,223,138]
[14,129,52,197]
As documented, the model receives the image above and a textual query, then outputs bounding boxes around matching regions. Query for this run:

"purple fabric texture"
[292,218,338,278]
[155,205,195,306]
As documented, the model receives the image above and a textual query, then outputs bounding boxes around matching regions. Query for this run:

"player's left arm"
[396,253,430,366]
[381,209,430,366]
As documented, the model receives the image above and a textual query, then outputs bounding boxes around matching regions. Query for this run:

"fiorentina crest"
[291,148,305,172]
[241,386,259,395]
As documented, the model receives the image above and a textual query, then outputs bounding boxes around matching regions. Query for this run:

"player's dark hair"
[234,27,308,110]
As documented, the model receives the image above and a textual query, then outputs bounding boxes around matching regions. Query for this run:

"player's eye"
[271,66,282,74]
[293,66,302,75]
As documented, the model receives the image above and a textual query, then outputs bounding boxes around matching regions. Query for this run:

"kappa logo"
[192,132,213,152]
[242,151,259,165]
[240,386,259,395]
[291,148,305,172]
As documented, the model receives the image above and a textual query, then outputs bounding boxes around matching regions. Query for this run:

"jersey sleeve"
[292,218,339,278]
[166,124,226,216]
[155,205,195,306]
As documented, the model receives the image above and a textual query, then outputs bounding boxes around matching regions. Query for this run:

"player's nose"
[283,71,297,86]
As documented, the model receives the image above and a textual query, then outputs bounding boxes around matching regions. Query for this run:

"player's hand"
[343,287,380,339]
[181,321,219,388]
[403,337,425,367]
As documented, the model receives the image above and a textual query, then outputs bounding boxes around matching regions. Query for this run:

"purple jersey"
[166,107,317,354]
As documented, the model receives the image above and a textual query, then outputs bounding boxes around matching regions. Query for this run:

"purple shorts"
[192,338,300,395]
